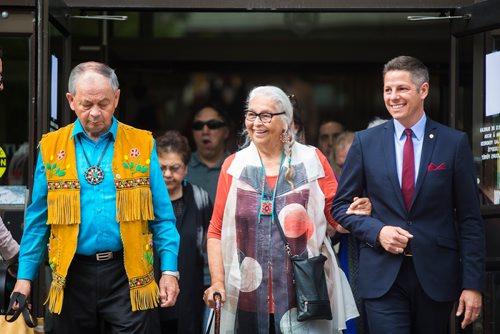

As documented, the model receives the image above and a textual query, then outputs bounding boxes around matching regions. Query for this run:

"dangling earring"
[280,130,292,144]
[183,177,188,187]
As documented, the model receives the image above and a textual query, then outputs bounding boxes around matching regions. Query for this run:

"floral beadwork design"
[57,150,66,160]
[49,256,57,271]
[130,148,140,158]
[45,154,71,177]
[144,238,154,266]
[51,272,66,287]
[122,150,150,175]
[260,200,273,216]
[114,177,150,189]
[129,272,155,289]
[47,180,80,191]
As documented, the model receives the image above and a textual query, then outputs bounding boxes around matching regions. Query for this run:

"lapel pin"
[429,134,434,139]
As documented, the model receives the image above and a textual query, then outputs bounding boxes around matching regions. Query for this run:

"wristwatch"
[162,270,180,280]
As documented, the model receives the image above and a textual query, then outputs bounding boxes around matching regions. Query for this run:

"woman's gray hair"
[240,85,296,188]
[68,61,119,95]
[240,85,295,149]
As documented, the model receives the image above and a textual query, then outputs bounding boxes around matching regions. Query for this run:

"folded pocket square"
[428,162,447,171]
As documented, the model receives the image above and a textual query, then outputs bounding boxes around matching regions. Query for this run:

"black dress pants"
[52,253,159,334]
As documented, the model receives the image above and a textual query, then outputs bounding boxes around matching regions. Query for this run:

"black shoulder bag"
[274,219,332,322]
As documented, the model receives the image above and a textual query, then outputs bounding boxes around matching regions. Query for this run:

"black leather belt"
[73,250,123,262]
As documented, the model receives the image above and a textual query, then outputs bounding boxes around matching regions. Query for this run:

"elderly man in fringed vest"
[11,61,180,333]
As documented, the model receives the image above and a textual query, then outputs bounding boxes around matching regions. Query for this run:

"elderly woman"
[204,86,370,333]
[155,131,212,334]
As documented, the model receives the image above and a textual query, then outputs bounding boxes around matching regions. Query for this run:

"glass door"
[451,2,500,333]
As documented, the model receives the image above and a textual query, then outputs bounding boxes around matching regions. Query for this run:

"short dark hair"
[383,55,429,88]
[192,101,228,123]
[156,130,191,165]
[319,118,344,129]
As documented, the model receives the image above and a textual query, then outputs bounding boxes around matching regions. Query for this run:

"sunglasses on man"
[192,120,226,131]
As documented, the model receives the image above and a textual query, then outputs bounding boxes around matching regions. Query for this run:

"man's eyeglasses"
[245,111,286,124]
[192,120,226,131]
[161,164,184,174]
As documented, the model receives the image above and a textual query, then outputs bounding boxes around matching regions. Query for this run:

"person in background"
[187,102,230,332]
[366,117,388,129]
[331,131,354,178]
[203,85,372,333]
[0,47,20,277]
[0,216,19,278]
[288,94,306,144]
[330,130,365,334]
[11,61,180,333]
[332,55,485,333]
[317,119,344,160]
[156,131,212,334]
[187,102,230,203]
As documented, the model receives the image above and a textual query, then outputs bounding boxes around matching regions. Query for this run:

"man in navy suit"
[332,55,485,333]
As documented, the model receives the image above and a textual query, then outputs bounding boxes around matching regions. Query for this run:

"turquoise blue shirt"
[393,113,427,187]
[18,117,179,280]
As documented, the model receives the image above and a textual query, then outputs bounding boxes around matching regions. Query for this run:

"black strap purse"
[4,292,37,328]
[274,219,333,322]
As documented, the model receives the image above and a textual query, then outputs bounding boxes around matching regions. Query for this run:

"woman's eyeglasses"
[192,120,226,131]
[245,111,286,124]
[161,164,184,174]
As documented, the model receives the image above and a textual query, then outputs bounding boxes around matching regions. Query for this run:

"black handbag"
[274,218,333,322]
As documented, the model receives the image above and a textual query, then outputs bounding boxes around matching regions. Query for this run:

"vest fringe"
[116,187,154,222]
[130,280,160,311]
[42,122,157,315]
[47,190,80,225]
[44,281,64,314]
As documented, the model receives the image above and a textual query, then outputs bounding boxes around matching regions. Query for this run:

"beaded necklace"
[77,136,112,185]
[257,150,285,221]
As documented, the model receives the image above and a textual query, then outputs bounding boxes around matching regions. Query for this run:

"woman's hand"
[335,224,350,234]
[346,196,372,216]
[203,281,225,309]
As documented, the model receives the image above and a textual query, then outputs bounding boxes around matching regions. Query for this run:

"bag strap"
[4,292,37,328]
[273,215,295,259]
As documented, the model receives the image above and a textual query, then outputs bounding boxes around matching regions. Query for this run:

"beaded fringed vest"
[40,122,158,314]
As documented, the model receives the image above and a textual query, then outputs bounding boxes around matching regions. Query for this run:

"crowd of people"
[0,54,486,334]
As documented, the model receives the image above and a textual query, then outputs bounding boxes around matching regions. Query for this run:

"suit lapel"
[383,121,407,211]
[413,118,438,205]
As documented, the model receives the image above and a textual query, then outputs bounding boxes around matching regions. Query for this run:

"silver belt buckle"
[96,251,113,261]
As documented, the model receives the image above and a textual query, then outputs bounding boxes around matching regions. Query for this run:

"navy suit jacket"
[332,118,485,302]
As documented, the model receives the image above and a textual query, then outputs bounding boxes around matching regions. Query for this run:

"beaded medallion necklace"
[257,150,285,221]
[77,136,112,185]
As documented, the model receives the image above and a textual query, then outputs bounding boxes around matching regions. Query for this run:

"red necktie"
[402,129,414,211]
